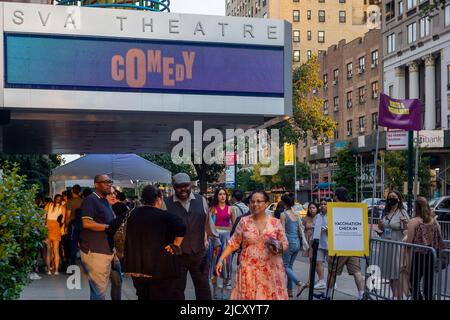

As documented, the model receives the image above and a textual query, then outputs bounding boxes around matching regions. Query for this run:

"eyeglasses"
[250,200,267,204]
[96,180,113,185]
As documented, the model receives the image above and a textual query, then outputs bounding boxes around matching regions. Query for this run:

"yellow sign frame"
[327,202,369,257]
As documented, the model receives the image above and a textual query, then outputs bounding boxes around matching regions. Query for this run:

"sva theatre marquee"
[0,2,292,117]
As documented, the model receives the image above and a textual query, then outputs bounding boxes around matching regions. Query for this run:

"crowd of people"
[31,173,447,300]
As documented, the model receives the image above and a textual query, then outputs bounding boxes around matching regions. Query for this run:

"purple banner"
[378,93,422,131]
[6,34,284,96]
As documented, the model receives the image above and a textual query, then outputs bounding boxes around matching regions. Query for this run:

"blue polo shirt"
[79,192,114,255]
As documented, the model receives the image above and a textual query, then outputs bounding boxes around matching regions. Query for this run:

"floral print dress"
[228,215,289,300]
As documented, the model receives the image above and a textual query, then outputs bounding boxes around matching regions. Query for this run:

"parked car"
[266,202,307,218]
[362,198,386,218]
[429,196,450,221]
[266,202,278,216]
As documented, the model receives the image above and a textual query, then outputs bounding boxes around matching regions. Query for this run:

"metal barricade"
[435,240,450,300]
[438,221,450,241]
[366,238,438,300]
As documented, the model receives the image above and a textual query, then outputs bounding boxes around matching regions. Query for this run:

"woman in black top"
[123,185,186,300]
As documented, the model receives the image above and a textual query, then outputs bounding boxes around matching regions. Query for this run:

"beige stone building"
[226,0,380,63]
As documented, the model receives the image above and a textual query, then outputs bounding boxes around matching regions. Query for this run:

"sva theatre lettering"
[111,49,196,88]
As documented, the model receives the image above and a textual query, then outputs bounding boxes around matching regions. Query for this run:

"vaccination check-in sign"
[328,202,369,257]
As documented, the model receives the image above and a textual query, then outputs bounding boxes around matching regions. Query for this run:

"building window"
[358,56,365,73]
[324,100,329,115]
[445,5,450,27]
[293,30,300,42]
[347,91,353,108]
[307,10,311,20]
[334,125,339,140]
[419,17,430,37]
[319,0,325,3]
[307,50,312,59]
[347,62,353,79]
[385,1,395,21]
[372,112,378,130]
[399,1,404,15]
[447,65,450,88]
[387,33,396,53]
[293,0,299,2]
[339,0,346,3]
[318,31,325,43]
[333,69,339,85]
[307,30,312,41]
[293,10,300,22]
[323,74,328,88]
[359,86,366,103]
[407,22,417,44]
[407,0,417,10]
[263,12,268,18]
[319,10,326,22]
[339,11,346,23]
[359,116,366,133]
[318,50,325,56]
[371,50,379,67]
[333,96,339,111]
[371,81,379,99]
[293,50,300,62]
[389,85,394,96]
[347,120,353,137]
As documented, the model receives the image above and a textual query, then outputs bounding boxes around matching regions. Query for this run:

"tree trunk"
[194,163,208,194]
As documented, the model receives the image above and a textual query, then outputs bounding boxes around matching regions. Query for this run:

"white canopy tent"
[49,154,171,196]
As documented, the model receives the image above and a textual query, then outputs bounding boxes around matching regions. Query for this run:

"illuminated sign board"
[5,34,284,96]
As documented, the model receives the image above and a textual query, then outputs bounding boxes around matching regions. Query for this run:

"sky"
[169,0,225,16]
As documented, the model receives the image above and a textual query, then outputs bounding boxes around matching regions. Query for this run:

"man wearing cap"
[79,174,115,300]
[164,172,220,300]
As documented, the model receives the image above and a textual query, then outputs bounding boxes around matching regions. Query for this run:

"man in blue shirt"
[79,174,114,300]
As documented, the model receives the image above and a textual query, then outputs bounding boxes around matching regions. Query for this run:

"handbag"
[114,208,135,260]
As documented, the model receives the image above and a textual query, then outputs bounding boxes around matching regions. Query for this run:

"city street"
[20,256,359,300]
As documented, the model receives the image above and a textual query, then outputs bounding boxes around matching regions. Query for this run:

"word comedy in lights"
[327,202,369,257]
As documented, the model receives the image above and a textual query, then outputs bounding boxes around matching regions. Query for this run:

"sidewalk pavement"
[20,256,361,300]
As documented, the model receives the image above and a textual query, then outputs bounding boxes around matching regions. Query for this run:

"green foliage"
[251,155,310,192]
[0,155,62,194]
[333,147,358,200]
[0,163,47,300]
[273,55,335,144]
[383,150,431,197]
[236,169,264,192]
[140,153,195,178]
[193,163,225,194]
[420,0,448,18]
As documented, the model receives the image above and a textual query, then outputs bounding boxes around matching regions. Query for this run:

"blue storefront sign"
[5,33,284,96]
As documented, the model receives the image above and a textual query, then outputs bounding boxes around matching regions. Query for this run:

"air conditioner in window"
[347,73,353,79]
[373,93,378,99]
[347,101,352,108]
[371,63,376,68]
[347,131,352,136]
[313,89,318,94]
[332,80,338,85]
[359,127,365,133]
[324,83,328,89]
[324,110,329,115]
[334,106,339,112]
[360,97,365,103]
[357,68,364,74]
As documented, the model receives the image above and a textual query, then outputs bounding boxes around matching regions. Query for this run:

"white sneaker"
[54,271,60,275]
[314,281,326,290]
[29,272,42,280]
[47,271,52,275]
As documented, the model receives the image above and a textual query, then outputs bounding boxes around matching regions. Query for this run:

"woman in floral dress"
[216,190,289,300]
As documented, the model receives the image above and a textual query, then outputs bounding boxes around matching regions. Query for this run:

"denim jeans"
[282,242,301,290]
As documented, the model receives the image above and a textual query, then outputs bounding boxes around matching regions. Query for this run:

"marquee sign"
[5,33,284,96]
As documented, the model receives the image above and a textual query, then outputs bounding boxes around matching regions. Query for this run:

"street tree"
[0,155,62,195]
[333,146,358,200]
[383,150,431,197]
[273,55,335,144]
